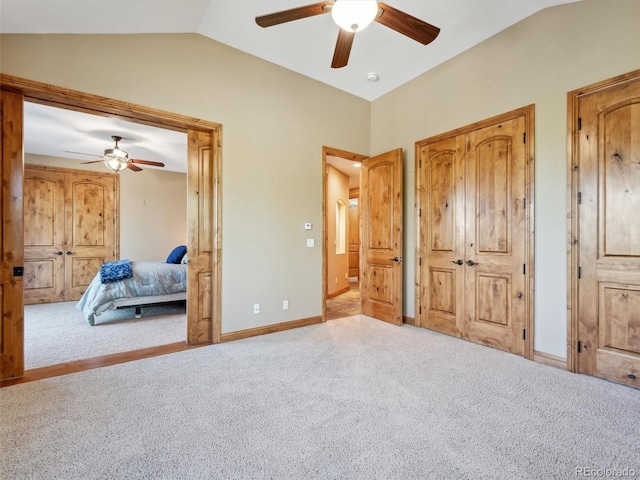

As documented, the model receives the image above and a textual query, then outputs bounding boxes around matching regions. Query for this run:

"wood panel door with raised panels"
[421,134,465,337]
[419,111,529,356]
[577,77,640,387]
[23,166,117,304]
[361,148,403,325]
[65,171,117,300]
[24,168,66,304]
[464,117,526,355]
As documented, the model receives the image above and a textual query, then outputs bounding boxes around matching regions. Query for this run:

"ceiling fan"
[255,0,440,68]
[65,135,166,173]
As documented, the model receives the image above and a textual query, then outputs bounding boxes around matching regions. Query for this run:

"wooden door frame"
[0,74,222,351]
[414,105,536,360]
[566,68,640,373]
[321,146,368,321]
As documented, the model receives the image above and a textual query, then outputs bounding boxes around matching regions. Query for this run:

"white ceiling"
[2,0,580,101]
[4,0,579,168]
[24,102,188,173]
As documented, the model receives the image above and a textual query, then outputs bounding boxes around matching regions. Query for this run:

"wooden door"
[361,148,403,325]
[418,109,531,356]
[420,135,465,337]
[23,168,66,304]
[348,192,359,279]
[187,128,217,344]
[0,90,24,380]
[65,172,117,300]
[576,78,640,387]
[464,117,527,355]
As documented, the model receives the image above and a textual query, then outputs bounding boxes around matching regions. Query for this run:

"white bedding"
[77,261,187,325]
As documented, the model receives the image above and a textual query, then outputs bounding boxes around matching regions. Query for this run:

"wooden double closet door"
[416,107,533,356]
[24,165,119,305]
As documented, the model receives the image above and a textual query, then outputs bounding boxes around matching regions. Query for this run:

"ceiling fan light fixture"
[331,0,378,32]
[104,156,128,172]
[104,143,130,172]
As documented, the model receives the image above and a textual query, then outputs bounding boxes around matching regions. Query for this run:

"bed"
[77,260,187,326]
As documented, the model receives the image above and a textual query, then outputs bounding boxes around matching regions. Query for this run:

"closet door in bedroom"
[416,106,534,357]
[23,165,118,304]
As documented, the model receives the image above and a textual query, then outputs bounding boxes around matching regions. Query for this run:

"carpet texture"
[24,301,186,369]
[2,316,639,479]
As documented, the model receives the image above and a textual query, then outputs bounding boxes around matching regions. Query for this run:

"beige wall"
[1,33,371,333]
[370,0,640,357]
[5,0,639,355]
[326,165,350,296]
[24,154,187,261]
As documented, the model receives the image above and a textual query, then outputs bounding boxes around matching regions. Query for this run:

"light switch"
[304,222,312,230]
[306,239,315,248]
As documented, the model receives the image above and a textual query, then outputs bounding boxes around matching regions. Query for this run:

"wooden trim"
[0,342,205,387]
[327,285,350,299]
[220,316,322,343]
[0,74,222,378]
[322,146,368,323]
[566,68,640,373]
[415,105,535,359]
[402,316,415,326]
[0,74,218,133]
[534,350,567,370]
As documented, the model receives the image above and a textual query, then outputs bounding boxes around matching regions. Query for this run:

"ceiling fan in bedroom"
[65,135,166,173]
[255,0,440,68]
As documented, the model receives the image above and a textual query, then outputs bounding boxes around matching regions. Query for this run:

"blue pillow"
[167,245,187,264]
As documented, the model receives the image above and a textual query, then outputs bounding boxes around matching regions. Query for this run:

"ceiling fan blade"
[375,2,440,45]
[131,158,165,167]
[331,29,355,69]
[64,150,102,158]
[256,1,332,28]
[81,160,105,165]
[127,163,143,172]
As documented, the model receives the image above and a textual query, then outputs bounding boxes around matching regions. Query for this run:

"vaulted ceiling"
[2,0,579,172]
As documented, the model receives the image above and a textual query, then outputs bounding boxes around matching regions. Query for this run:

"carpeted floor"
[2,315,638,479]
[24,300,186,370]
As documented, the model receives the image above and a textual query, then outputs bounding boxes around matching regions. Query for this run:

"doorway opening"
[22,101,189,371]
[1,75,221,383]
[322,147,367,321]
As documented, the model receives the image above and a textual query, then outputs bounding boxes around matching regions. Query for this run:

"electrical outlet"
[283,300,289,310]
[253,304,260,314]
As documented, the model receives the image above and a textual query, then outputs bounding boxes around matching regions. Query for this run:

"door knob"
[450,259,463,265]
[56,251,63,256]
[466,260,478,266]
[66,251,73,255]
[391,257,402,262]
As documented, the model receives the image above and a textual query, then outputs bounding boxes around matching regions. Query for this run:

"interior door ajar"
[0,90,25,380]
[360,148,403,325]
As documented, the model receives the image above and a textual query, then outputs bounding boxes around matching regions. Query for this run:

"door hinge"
[419,159,422,168]
[578,266,582,279]
[523,198,526,209]
[577,341,582,353]
[523,329,526,340]
[419,257,422,266]
[577,192,582,204]
[419,208,422,217]
[419,306,422,314]
[523,264,526,274]
[523,132,526,144]
[578,117,582,130]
